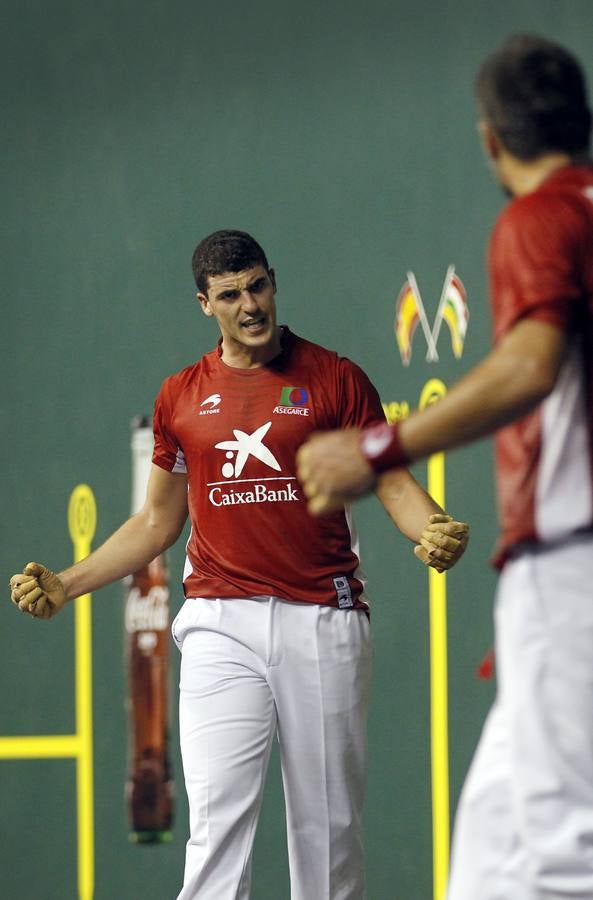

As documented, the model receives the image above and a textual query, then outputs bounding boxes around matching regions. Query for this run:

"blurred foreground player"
[10,230,468,900]
[298,36,593,900]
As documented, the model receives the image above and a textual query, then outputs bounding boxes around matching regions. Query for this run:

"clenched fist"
[9,562,67,619]
[413,514,469,573]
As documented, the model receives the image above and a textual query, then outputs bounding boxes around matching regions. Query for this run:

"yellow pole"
[68,485,97,900]
[419,380,450,900]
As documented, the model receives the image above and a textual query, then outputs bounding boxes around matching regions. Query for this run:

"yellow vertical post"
[419,380,450,900]
[68,486,97,900]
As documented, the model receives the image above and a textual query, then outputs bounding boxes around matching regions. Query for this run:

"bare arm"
[375,468,443,542]
[297,319,568,514]
[399,319,568,458]
[10,465,188,617]
[375,469,469,571]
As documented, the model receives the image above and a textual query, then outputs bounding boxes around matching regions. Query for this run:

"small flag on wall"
[441,272,469,359]
[394,266,469,364]
[395,281,421,365]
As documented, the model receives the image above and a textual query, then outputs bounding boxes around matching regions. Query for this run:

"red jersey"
[152,328,385,607]
[489,164,593,566]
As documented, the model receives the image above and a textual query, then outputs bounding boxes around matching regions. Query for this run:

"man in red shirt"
[298,35,593,899]
[9,230,468,900]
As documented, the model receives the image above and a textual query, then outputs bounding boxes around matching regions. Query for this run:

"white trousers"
[448,535,593,900]
[172,596,372,900]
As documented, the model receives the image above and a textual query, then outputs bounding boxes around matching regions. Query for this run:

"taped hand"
[414,514,469,573]
[9,562,67,619]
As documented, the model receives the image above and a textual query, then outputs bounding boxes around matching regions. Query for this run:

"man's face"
[198,265,278,355]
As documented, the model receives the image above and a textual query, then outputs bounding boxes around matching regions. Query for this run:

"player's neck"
[220,327,283,369]
[500,152,573,197]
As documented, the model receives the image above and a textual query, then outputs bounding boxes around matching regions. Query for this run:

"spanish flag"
[395,281,420,365]
[442,274,469,358]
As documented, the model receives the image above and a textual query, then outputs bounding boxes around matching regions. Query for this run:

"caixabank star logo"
[207,421,300,507]
[395,265,469,365]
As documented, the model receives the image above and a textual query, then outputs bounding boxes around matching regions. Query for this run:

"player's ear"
[478,119,501,161]
[268,268,277,293]
[197,292,214,317]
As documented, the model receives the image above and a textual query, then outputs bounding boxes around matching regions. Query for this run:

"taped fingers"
[10,576,47,617]
[9,564,65,618]
[30,595,51,617]
[415,515,468,572]
[9,574,30,593]
[419,536,456,562]
[17,585,44,610]
[10,576,38,606]
[414,545,446,572]
[425,520,469,538]
[32,604,51,619]
[421,530,463,554]
[424,522,469,552]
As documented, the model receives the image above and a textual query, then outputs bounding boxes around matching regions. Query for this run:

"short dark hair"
[192,230,271,294]
[475,34,591,160]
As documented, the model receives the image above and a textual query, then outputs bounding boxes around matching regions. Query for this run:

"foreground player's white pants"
[448,535,593,900]
[172,596,372,900]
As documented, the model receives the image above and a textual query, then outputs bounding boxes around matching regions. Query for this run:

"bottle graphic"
[125,415,174,843]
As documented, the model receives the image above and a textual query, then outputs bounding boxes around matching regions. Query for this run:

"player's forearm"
[376,470,443,542]
[58,512,180,602]
[399,322,566,462]
[399,358,528,459]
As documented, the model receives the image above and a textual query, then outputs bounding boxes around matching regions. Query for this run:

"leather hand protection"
[9,562,67,619]
[414,514,469,573]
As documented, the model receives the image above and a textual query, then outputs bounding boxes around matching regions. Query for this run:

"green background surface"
[2,2,591,897]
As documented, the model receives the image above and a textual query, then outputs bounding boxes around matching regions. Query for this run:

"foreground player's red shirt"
[489,164,593,566]
[152,328,385,607]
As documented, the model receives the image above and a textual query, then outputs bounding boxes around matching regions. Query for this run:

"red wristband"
[359,421,411,474]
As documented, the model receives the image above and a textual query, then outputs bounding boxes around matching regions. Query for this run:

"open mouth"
[241,316,266,332]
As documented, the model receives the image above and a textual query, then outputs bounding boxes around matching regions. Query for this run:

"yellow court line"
[0,735,81,758]
[419,380,450,900]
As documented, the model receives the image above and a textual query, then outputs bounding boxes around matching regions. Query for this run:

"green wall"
[2,1,591,897]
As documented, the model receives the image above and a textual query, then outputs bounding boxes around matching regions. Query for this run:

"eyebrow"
[215,286,241,299]
[214,275,267,299]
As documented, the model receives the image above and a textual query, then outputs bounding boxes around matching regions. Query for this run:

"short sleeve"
[489,195,583,340]
[335,358,386,429]
[152,378,187,474]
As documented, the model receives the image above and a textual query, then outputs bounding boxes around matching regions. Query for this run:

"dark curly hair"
[192,230,271,294]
